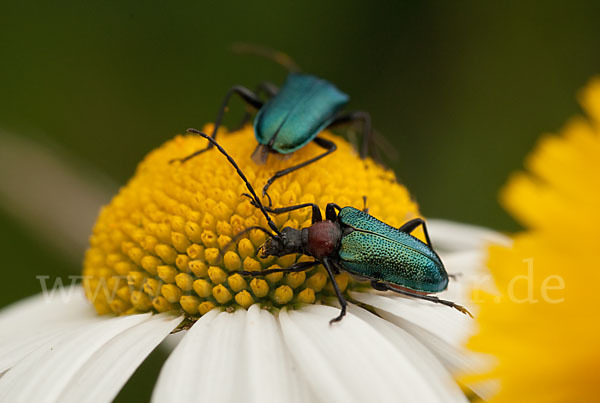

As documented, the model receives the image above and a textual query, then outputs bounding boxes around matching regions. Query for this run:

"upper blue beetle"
[252,73,349,159]
[172,52,372,205]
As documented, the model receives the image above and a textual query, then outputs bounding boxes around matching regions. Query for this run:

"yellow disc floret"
[82,125,420,318]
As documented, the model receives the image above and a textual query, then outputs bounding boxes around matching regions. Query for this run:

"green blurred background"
[1,1,599,401]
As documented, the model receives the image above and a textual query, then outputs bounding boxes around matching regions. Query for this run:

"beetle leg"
[323,258,348,324]
[370,281,388,291]
[329,258,344,275]
[272,204,322,223]
[236,81,279,129]
[170,86,264,164]
[256,81,279,98]
[371,281,473,318]
[261,137,337,205]
[327,110,372,159]
[362,196,369,213]
[398,218,433,247]
[241,194,323,223]
[233,260,319,277]
[262,202,323,224]
[325,203,341,221]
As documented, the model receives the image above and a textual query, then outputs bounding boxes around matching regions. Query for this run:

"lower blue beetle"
[188,129,472,324]
[172,48,372,205]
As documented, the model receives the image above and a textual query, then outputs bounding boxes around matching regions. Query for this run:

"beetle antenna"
[231,42,301,73]
[186,128,282,236]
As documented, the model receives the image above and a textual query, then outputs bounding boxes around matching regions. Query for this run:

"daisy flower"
[466,77,600,402]
[0,126,500,402]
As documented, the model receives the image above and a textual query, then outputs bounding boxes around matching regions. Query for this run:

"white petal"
[438,249,497,303]
[439,249,487,280]
[346,304,467,403]
[0,313,150,402]
[153,309,250,403]
[155,306,315,403]
[350,292,487,374]
[468,379,501,401]
[427,219,510,252]
[0,291,99,372]
[0,317,100,374]
[279,304,460,403]
[349,292,472,345]
[58,313,182,403]
[151,309,219,402]
[191,309,247,402]
[160,329,186,352]
[345,245,488,350]
[244,305,314,403]
[277,306,360,403]
[0,290,94,336]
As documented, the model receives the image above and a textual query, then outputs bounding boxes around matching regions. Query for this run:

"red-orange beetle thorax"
[306,220,342,259]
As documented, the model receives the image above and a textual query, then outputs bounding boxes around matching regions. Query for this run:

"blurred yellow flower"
[82,125,420,318]
[467,78,600,402]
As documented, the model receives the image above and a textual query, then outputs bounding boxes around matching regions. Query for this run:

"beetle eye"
[260,237,279,257]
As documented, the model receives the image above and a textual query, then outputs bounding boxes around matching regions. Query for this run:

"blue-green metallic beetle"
[253,73,349,156]
[173,68,371,205]
[186,129,472,324]
[337,207,449,294]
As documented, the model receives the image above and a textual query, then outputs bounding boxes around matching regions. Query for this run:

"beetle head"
[260,227,303,258]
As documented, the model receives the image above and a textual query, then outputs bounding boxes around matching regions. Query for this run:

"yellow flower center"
[82,125,420,318]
